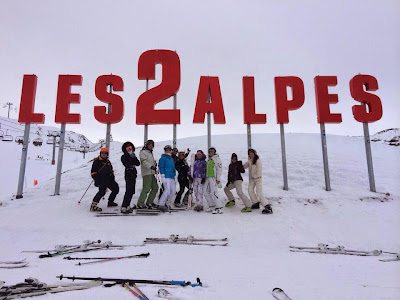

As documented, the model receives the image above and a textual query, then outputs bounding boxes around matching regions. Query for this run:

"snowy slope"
[0,132,399,300]
[370,128,400,146]
[0,116,99,198]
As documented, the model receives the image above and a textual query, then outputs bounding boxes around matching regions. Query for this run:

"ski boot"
[158,205,168,212]
[121,206,133,214]
[251,202,260,209]
[194,204,203,212]
[241,207,252,213]
[90,201,102,212]
[206,206,215,212]
[136,204,147,210]
[225,200,236,207]
[262,204,273,214]
[212,207,223,214]
[107,201,118,207]
[147,203,158,210]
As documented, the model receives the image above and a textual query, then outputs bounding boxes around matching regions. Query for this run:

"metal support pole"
[363,120,376,192]
[247,124,252,149]
[16,123,31,199]
[51,136,56,165]
[207,87,211,150]
[54,123,66,195]
[105,84,112,154]
[320,123,331,191]
[144,80,149,144]
[173,94,177,148]
[280,123,289,191]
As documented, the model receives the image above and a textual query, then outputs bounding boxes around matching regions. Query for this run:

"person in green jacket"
[136,140,159,209]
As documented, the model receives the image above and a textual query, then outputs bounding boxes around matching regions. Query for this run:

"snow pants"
[122,172,136,208]
[175,178,189,204]
[159,178,176,206]
[193,177,204,205]
[137,175,158,206]
[224,180,252,208]
[204,177,222,208]
[248,178,269,206]
[93,180,119,204]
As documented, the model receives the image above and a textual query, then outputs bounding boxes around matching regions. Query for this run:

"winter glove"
[150,166,156,171]
[129,152,136,158]
[201,178,206,184]
[252,174,261,179]
[188,175,193,183]
[226,182,230,188]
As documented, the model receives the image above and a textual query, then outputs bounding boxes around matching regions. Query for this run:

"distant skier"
[174,151,190,207]
[224,153,252,212]
[158,145,176,212]
[204,147,223,214]
[137,140,159,209]
[90,147,119,212]
[120,142,140,214]
[188,150,207,211]
[243,148,273,214]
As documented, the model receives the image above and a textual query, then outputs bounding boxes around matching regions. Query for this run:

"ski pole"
[122,283,146,300]
[130,283,150,300]
[78,180,94,204]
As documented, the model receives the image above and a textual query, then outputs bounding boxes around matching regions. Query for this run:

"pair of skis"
[290,243,382,256]
[0,259,28,269]
[63,252,150,266]
[290,243,399,262]
[144,234,228,246]
[0,278,100,300]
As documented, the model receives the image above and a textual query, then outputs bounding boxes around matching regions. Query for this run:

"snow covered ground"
[0,131,399,299]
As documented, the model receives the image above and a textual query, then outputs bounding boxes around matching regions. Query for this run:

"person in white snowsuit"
[204,147,223,214]
[243,148,273,214]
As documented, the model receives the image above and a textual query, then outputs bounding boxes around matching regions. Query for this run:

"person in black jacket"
[90,147,119,212]
[174,151,190,207]
[120,141,140,213]
[224,153,252,212]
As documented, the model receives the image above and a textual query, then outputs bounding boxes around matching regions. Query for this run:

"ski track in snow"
[1,132,399,299]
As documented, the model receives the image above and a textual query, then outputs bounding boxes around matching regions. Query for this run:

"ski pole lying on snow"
[63,253,150,266]
[57,275,203,287]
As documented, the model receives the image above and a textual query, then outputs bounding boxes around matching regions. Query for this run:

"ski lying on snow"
[0,259,26,264]
[290,244,382,256]
[96,212,159,217]
[272,288,292,300]
[379,254,400,262]
[0,280,101,299]
[146,235,228,242]
[0,262,29,269]
[144,240,228,246]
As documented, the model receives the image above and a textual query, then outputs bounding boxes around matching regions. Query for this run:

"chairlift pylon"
[2,130,13,142]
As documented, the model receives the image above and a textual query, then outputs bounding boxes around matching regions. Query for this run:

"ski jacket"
[159,154,176,179]
[175,158,189,181]
[243,158,263,180]
[139,146,156,177]
[227,161,245,184]
[189,155,206,178]
[206,154,222,181]
[121,142,140,179]
[91,156,115,185]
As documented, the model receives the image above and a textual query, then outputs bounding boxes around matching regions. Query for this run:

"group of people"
[89,139,273,215]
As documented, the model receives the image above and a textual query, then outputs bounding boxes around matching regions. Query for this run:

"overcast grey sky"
[0,0,399,146]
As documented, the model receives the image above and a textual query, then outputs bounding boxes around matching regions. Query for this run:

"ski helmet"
[100,147,109,153]
[208,146,216,153]
[164,145,172,151]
